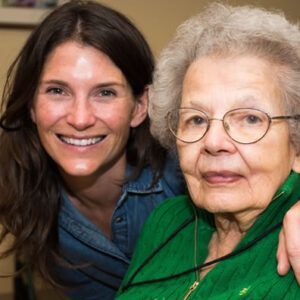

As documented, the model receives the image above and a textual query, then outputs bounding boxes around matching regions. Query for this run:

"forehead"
[181,54,284,112]
[40,41,127,84]
[44,41,113,69]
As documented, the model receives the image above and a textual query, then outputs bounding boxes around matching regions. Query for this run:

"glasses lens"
[168,108,208,142]
[224,108,270,143]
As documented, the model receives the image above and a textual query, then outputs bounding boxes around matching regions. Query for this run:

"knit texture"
[117,172,300,299]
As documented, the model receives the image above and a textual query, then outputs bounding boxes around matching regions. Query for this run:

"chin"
[59,162,98,177]
[195,195,243,214]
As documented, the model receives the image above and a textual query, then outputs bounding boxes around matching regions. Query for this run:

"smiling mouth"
[57,135,106,146]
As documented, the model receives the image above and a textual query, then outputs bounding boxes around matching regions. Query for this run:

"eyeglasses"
[167,107,300,144]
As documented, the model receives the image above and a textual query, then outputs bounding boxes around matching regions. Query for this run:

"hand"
[277,201,300,284]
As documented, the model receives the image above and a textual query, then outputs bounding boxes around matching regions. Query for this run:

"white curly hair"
[149,2,300,151]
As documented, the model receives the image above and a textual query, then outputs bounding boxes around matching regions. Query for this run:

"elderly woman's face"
[178,55,300,218]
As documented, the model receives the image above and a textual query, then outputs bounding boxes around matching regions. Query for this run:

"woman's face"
[178,55,300,221]
[31,41,147,178]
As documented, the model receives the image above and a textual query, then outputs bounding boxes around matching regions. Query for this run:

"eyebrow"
[39,79,68,87]
[187,95,262,110]
[39,79,127,89]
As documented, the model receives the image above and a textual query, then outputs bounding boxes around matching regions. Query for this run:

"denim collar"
[123,164,163,192]
[58,164,164,260]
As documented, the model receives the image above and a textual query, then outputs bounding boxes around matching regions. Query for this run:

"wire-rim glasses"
[167,107,300,144]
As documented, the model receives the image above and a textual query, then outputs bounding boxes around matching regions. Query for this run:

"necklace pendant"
[182,280,199,300]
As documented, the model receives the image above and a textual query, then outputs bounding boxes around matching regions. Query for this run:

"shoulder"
[147,195,192,224]
[119,195,194,290]
[137,195,193,248]
[125,153,185,199]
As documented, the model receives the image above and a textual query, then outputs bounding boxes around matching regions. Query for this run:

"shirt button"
[115,216,124,223]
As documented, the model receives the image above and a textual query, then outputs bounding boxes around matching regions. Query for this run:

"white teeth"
[59,135,103,146]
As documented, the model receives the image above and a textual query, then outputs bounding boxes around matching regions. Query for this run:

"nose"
[66,97,96,130]
[201,118,235,155]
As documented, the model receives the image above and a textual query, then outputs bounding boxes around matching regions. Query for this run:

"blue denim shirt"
[56,156,184,300]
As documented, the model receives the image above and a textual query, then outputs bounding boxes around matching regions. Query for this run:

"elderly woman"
[117,3,300,299]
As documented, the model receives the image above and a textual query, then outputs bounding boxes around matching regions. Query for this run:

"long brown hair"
[0,0,165,286]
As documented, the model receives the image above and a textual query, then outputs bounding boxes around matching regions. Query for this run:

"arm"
[277,201,300,283]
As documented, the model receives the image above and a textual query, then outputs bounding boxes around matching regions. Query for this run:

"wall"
[0,0,299,94]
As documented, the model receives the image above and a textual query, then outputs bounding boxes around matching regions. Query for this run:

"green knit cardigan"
[117,172,300,299]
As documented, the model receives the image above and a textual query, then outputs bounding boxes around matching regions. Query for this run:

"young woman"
[0,1,183,299]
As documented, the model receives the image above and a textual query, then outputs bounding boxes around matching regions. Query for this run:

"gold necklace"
[182,204,200,300]
[182,191,285,300]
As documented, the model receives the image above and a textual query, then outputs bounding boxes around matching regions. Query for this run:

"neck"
[209,211,261,256]
[60,154,127,238]
[199,212,259,279]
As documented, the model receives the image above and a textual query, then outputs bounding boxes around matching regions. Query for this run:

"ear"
[30,107,37,123]
[130,86,149,128]
[292,148,300,173]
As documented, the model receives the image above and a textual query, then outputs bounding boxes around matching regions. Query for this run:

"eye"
[191,116,206,125]
[190,115,206,125]
[99,89,116,97]
[244,114,263,124]
[229,109,266,128]
[46,87,65,95]
[183,114,207,127]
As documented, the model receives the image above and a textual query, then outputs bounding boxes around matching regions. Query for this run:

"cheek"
[104,115,131,133]
[177,142,201,175]
[97,104,135,130]
[239,137,294,194]
[33,101,65,128]
[242,132,293,173]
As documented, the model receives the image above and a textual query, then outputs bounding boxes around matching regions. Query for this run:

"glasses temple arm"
[271,115,300,121]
